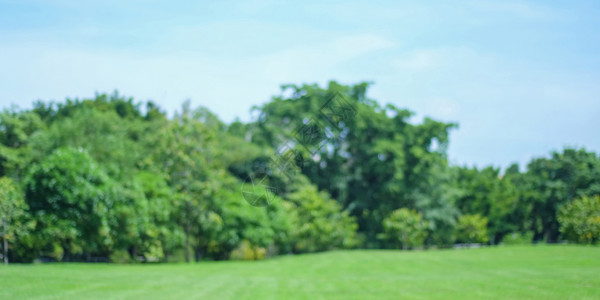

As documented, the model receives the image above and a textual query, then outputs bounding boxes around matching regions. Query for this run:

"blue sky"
[1,0,599,169]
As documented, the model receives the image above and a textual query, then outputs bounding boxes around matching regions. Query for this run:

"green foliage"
[524,149,600,241]
[379,208,429,250]
[0,177,29,263]
[24,147,116,260]
[286,180,358,253]
[29,108,147,179]
[109,249,133,264]
[455,214,489,244]
[502,231,534,245]
[249,82,458,247]
[229,240,267,260]
[1,84,600,263]
[0,109,44,178]
[210,182,292,259]
[558,195,600,244]
[454,166,518,243]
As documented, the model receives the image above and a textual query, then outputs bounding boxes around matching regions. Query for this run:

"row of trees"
[1,82,599,263]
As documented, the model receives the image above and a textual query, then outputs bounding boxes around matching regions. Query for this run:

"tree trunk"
[3,220,8,265]
[163,245,169,263]
[184,200,192,263]
[194,246,204,262]
[132,247,138,261]
[63,242,70,262]
[185,223,191,263]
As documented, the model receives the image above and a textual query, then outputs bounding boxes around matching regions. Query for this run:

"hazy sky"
[1,0,599,169]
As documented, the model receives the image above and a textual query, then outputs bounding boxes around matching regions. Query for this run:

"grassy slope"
[1,245,599,300]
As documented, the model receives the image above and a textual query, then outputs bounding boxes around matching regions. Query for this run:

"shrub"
[229,240,267,260]
[109,250,132,264]
[502,231,534,245]
[286,183,358,253]
[455,214,489,244]
[378,208,429,250]
[558,195,600,244]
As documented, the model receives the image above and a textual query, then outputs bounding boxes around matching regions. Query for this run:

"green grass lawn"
[1,245,599,299]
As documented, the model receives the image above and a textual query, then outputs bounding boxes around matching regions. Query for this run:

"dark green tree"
[24,147,116,260]
[0,177,29,264]
[523,148,600,241]
[248,81,458,247]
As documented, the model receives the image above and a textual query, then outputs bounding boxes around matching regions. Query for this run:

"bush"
[286,183,358,253]
[378,208,429,250]
[109,250,132,264]
[229,240,267,261]
[502,231,534,245]
[455,214,489,244]
[165,249,187,263]
[558,195,600,244]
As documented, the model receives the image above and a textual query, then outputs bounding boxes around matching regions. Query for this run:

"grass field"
[1,245,599,299]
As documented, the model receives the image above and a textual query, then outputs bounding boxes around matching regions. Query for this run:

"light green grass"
[1,245,599,299]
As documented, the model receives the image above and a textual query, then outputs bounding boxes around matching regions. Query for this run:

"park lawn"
[1,245,599,300]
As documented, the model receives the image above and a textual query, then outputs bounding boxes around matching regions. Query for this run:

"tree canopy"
[1,82,599,263]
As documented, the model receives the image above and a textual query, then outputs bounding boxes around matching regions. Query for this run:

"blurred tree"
[454,166,519,243]
[0,177,29,264]
[378,208,429,250]
[558,195,600,244]
[135,171,183,261]
[455,214,489,244]
[24,147,115,260]
[0,108,44,179]
[28,108,147,179]
[249,81,457,247]
[2,86,598,263]
[286,177,358,253]
[523,148,600,241]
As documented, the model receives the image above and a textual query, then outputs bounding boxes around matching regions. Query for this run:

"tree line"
[1,81,598,263]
